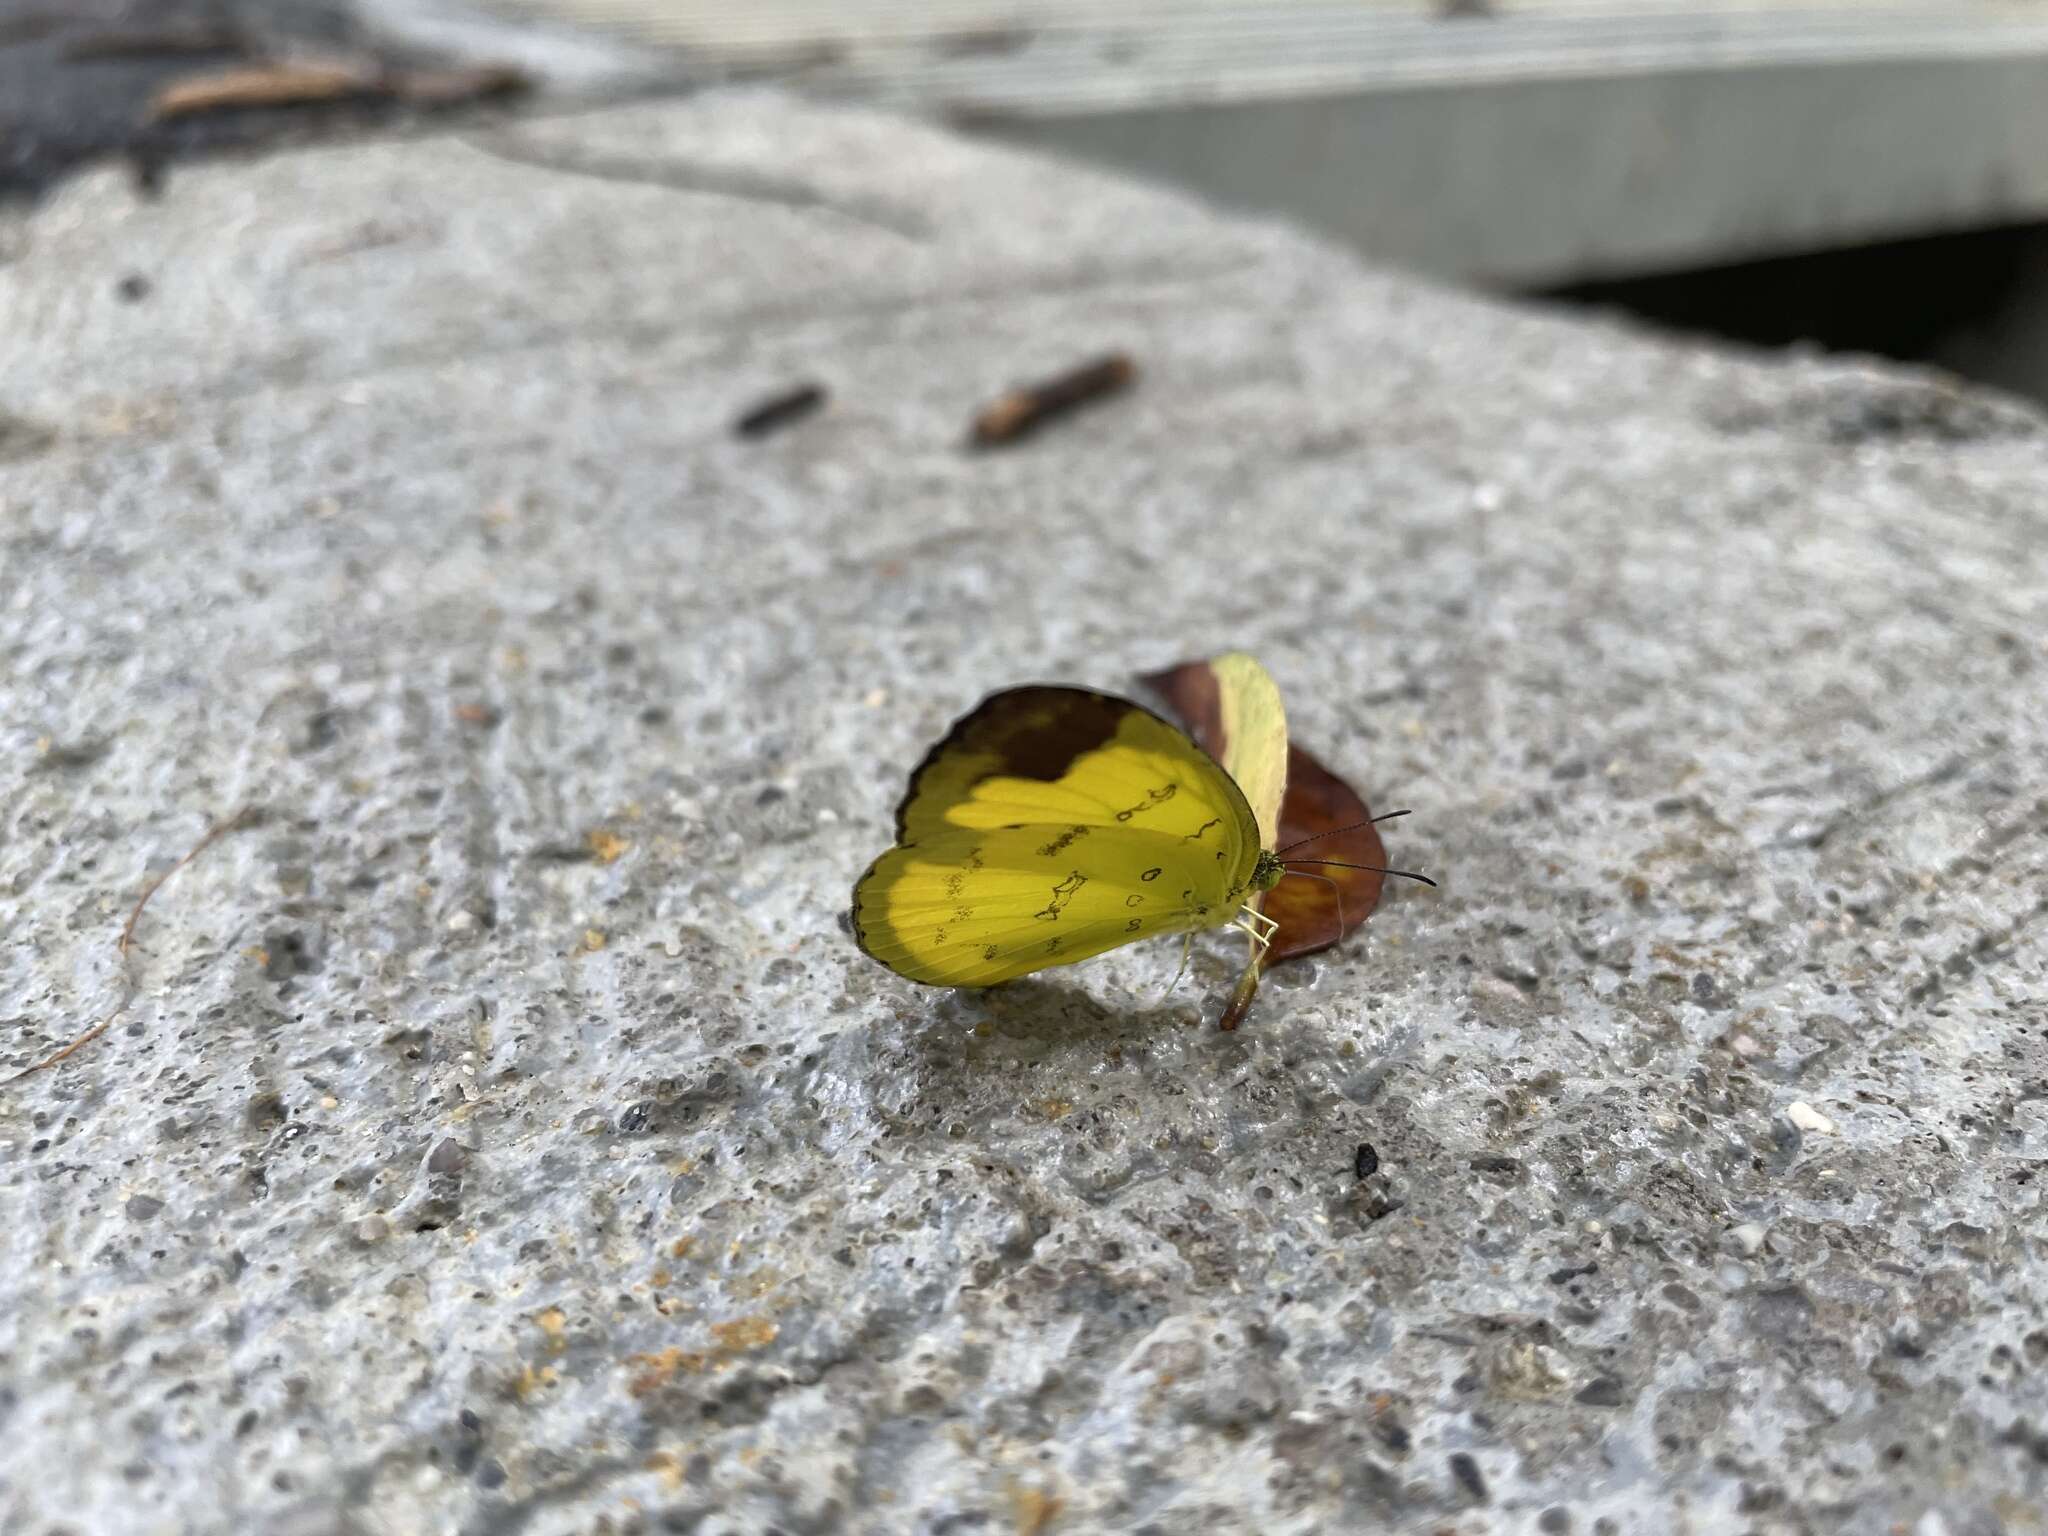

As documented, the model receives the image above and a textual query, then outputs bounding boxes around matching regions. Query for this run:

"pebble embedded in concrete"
[1725,1221,1770,1258]
[1786,1100,1838,1136]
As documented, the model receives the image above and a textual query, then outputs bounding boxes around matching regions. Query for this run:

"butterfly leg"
[1233,905,1280,955]
[1155,929,1199,1001]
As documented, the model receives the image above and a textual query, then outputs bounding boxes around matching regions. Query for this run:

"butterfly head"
[1250,849,1287,893]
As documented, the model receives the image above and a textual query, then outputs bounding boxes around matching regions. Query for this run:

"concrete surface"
[2,90,2046,1536]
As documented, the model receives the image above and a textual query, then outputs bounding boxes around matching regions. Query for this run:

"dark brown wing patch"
[1138,660,1225,764]
[891,686,1170,838]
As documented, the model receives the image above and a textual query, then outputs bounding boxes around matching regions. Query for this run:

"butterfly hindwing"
[852,687,1264,986]
[855,827,1236,986]
[1208,652,1288,850]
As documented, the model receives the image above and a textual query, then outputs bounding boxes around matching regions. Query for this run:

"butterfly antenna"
[1282,858,1437,888]
[1274,809,1412,856]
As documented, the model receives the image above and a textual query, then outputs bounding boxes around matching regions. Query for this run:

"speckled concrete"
[3,92,2045,1536]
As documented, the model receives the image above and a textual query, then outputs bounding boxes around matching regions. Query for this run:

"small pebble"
[1448,1451,1488,1504]
[1469,975,1524,1007]
[1725,1221,1768,1257]
[1786,1101,1837,1135]
[427,1138,468,1175]
[447,911,476,934]
[1353,1142,1379,1179]
[354,1216,389,1243]
[1575,1376,1626,1407]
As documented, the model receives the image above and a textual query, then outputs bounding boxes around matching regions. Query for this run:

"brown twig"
[969,353,1136,448]
[120,807,251,955]
[147,60,529,122]
[733,382,827,440]
[6,1010,122,1083]
[7,807,251,1084]
[394,65,528,108]
[148,61,379,120]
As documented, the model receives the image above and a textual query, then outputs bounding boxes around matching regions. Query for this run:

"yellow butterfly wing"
[1208,652,1287,850]
[852,687,1264,986]
[1209,652,1290,1027]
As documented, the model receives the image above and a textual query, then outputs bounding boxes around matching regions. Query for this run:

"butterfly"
[849,654,1426,1022]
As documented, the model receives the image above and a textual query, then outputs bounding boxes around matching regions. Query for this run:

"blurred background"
[12,0,2048,403]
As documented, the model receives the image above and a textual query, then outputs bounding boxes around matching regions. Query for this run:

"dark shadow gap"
[1543,221,2048,411]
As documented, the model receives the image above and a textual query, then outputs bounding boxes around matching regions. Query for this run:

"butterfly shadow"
[909,963,1255,1062]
